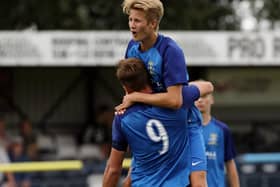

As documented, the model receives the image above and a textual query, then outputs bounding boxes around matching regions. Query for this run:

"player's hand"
[114,107,126,115]
[115,93,135,112]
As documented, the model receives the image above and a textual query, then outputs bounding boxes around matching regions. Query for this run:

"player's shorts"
[188,122,207,172]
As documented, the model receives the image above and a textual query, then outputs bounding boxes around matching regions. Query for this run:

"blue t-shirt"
[112,85,200,187]
[125,33,206,171]
[125,34,189,93]
[202,118,237,187]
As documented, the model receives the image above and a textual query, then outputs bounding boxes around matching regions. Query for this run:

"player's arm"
[115,84,183,111]
[223,125,240,187]
[115,41,187,111]
[129,43,188,110]
[225,159,240,187]
[122,167,132,187]
[161,80,213,109]
[103,115,128,187]
[103,148,125,187]
[189,80,214,97]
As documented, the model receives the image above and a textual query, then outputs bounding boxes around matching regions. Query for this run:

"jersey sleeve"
[125,40,136,58]
[112,115,128,151]
[182,85,200,108]
[163,42,189,88]
[223,126,237,161]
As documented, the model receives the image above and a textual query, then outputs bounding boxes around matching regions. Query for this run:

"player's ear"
[150,19,158,31]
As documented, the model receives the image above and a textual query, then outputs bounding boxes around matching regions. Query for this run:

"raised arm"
[115,85,183,111]
[189,80,214,97]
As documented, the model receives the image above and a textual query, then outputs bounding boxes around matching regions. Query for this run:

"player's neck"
[202,113,211,126]
[141,86,153,94]
[127,86,152,94]
[140,33,158,51]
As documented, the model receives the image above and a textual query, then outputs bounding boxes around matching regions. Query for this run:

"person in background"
[19,119,37,152]
[195,92,240,187]
[8,137,31,187]
[0,142,16,187]
[0,117,16,187]
[0,118,12,149]
[19,119,38,162]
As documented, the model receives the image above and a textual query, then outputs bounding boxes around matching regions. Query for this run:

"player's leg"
[189,123,207,187]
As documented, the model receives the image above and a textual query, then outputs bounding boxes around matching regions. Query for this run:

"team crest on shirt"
[147,61,164,92]
[148,61,154,75]
[208,133,218,145]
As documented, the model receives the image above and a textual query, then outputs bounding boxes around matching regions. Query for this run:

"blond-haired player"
[116,1,208,187]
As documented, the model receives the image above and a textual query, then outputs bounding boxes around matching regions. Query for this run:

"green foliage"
[263,0,280,20]
[258,0,280,28]
[161,0,239,30]
[0,0,127,30]
[0,0,238,30]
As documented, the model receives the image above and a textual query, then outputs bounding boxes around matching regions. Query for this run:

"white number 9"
[146,119,169,155]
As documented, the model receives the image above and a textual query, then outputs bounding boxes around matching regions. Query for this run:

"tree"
[256,0,280,29]
[0,0,238,30]
[161,0,239,30]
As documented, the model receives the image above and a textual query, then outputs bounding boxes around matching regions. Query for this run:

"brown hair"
[116,58,150,92]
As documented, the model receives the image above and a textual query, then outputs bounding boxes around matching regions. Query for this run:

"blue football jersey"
[125,33,207,172]
[125,34,189,93]
[202,118,237,187]
[112,85,200,187]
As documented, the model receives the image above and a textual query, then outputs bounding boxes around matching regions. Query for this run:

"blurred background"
[0,0,280,186]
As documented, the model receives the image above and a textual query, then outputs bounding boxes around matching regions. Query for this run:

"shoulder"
[127,39,139,49]
[126,39,140,57]
[158,34,185,61]
[212,118,230,131]
[116,104,150,120]
[160,34,182,50]
[151,105,187,120]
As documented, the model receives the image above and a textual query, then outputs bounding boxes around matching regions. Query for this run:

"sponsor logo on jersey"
[208,133,218,145]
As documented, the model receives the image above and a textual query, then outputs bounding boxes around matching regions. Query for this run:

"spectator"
[18,119,38,160]
[19,119,36,149]
[8,137,31,187]
[0,144,16,187]
[0,117,12,149]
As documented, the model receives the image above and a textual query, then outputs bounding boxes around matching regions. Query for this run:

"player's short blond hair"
[122,0,164,30]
